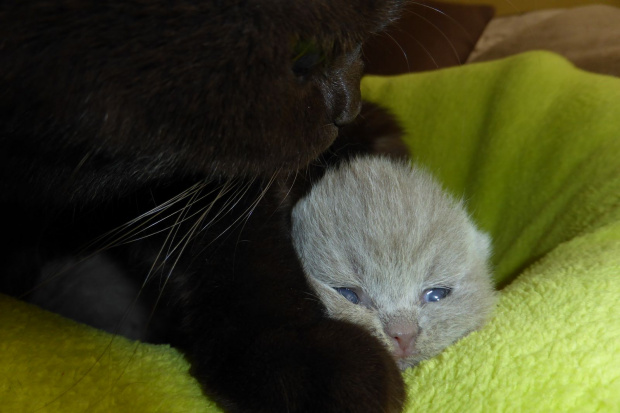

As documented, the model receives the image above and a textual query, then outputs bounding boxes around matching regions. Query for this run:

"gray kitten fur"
[291,156,496,370]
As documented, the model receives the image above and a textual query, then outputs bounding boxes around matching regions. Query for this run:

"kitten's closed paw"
[192,319,405,413]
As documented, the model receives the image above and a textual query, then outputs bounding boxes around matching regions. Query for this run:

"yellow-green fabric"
[2,52,619,412]
[0,294,214,412]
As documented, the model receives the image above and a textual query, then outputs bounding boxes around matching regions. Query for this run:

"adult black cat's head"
[1,0,402,182]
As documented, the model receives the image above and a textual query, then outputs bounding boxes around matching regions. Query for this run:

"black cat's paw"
[296,320,406,413]
[192,319,405,413]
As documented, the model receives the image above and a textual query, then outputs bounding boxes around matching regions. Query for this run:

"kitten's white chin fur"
[292,156,497,370]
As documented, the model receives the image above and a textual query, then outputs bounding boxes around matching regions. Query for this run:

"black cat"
[0,1,406,411]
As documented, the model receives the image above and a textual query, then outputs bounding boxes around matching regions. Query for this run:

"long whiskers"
[408,2,476,43]
[145,176,254,287]
[403,8,462,65]
[383,31,411,71]
[19,180,214,298]
[207,169,280,254]
[83,181,211,251]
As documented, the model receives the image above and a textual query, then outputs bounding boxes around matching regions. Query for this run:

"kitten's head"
[1,0,402,178]
[292,156,497,370]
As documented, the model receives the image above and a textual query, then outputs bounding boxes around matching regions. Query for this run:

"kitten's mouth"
[395,356,420,371]
[392,347,422,369]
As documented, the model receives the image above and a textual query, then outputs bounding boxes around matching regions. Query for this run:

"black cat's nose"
[332,52,364,127]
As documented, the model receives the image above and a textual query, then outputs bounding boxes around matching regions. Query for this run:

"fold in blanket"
[468,5,620,77]
[1,52,619,412]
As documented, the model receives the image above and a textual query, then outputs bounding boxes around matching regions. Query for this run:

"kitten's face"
[1,1,401,178]
[292,157,497,370]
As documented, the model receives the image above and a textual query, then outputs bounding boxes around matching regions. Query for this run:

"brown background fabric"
[439,0,620,17]
[468,5,620,78]
[363,1,495,75]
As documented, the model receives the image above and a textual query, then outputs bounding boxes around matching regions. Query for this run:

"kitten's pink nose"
[386,324,418,358]
[392,332,416,356]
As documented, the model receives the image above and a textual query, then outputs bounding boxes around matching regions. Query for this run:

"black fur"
[0,1,406,411]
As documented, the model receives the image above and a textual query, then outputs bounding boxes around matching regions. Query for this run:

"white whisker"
[382,31,411,72]
[402,9,461,65]
[408,2,475,42]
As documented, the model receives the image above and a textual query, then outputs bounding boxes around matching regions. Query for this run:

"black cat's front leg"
[174,222,405,413]
[191,314,405,412]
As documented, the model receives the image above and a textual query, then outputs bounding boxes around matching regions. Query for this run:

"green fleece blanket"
[2,51,619,412]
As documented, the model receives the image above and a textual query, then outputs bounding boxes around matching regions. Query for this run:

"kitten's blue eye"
[423,288,451,303]
[335,287,360,304]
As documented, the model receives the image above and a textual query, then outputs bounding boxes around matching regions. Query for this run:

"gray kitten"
[292,156,496,370]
